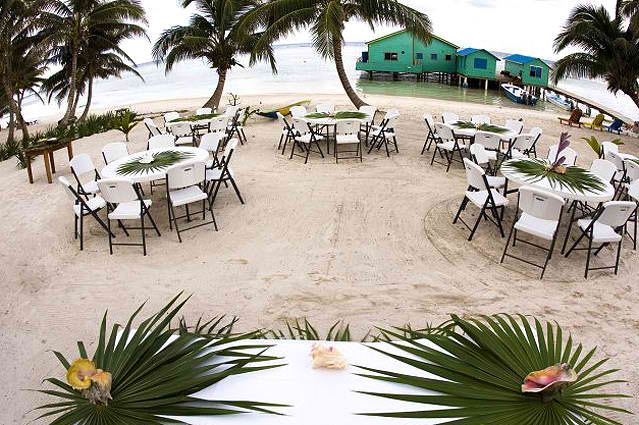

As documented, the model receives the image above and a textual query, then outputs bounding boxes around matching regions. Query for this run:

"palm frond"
[502,159,607,194]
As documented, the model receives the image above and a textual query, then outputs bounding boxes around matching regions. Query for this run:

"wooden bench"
[24,138,74,184]
[558,109,583,128]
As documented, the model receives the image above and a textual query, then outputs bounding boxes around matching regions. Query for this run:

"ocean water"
[13,43,639,124]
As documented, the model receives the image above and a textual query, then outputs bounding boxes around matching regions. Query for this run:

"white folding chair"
[590,159,618,184]
[316,104,335,114]
[421,114,439,154]
[147,134,175,150]
[102,142,129,165]
[224,105,241,117]
[163,112,180,132]
[144,118,162,138]
[441,112,459,124]
[197,107,213,116]
[601,141,619,159]
[290,118,325,163]
[626,181,639,250]
[620,159,639,200]
[58,176,109,251]
[469,144,504,189]
[227,108,247,144]
[474,131,501,161]
[471,115,490,125]
[504,119,524,135]
[527,127,543,158]
[368,112,399,157]
[199,132,224,169]
[564,201,636,278]
[606,150,627,197]
[335,119,362,163]
[431,122,465,172]
[277,112,298,154]
[290,106,307,118]
[453,158,509,241]
[547,144,578,165]
[501,186,565,279]
[209,115,229,136]
[206,138,244,206]
[359,105,377,144]
[502,134,536,159]
[166,161,216,243]
[70,153,100,198]
[171,123,195,146]
[97,178,160,256]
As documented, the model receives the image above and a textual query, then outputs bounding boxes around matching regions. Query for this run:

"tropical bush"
[110,108,141,142]
[356,314,633,425]
[32,293,286,424]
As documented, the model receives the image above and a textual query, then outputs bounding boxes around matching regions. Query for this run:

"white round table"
[101,147,209,184]
[500,159,615,203]
[451,124,517,141]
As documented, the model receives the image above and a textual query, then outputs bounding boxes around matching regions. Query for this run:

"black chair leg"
[79,212,84,251]
[141,214,147,256]
[453,197,469,225]
[615,240,622,274]
[584,236,593,279]
[147,211,162,237]
[229,177,244,204]
[468,205,487,241]
[500,219,517,263]
[107,217,113,255]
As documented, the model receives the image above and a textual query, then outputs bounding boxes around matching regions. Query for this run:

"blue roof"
[504,54,536,64]
[457,48,478,55]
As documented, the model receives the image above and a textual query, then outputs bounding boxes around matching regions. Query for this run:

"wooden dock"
[549,86,634,124]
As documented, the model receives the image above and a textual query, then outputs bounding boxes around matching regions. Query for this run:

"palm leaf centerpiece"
[355,314,633,424]
[304,111,368,120]
[453,120,509,133]
[169,113,222,123]
[117,150,195,176]
[32,293,287,424]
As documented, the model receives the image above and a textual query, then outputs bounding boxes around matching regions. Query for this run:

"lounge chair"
[558,109,583,127]
[607,118,624,134]
[582,113,605,131]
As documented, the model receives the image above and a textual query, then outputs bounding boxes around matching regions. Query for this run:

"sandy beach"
[0,93,637,422]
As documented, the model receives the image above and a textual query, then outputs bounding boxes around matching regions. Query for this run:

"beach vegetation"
[583,135,623,157]
[554,2,639,111]
[152,0,276,111]
[110,108,141,142]
[242,0,432,108]
[356,313,633,425]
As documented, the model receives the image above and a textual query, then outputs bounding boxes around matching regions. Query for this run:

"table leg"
[43,151,53,184]
[67,141,74,160]
[26,154,34,184]
[49,151,56,174]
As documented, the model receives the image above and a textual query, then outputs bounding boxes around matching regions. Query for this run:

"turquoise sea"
[13,43,639,124]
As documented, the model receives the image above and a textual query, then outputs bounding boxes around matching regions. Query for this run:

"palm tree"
[40,0,147,126]
[553,4,639,110]
[241,0,431,108]
[153,0,276,110]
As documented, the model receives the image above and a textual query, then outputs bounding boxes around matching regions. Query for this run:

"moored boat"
[501,83,538,106]
[546,92,572,110]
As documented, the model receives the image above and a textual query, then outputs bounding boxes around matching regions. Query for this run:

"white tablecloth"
[501,159,615,203]
[100,147,209,184]
[168,339,455,425]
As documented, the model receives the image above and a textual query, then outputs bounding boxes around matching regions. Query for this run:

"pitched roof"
[456,48,501,60]
[505,54,554,68]
[366,30,459,49]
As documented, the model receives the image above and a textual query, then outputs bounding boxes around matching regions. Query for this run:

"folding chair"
[501,134,536,160]
[335,119,362,163]
[471,115,490,125]
[172,123,196,147]
[163,112,180,133]
[441,112,459,124]
[290,118,325,164]
[431,122,465,172]
[199,132,224,169]
[606,150,627,198]
[277,112,298,154]
[368,112,399,157]
[209,115,229,138]
[359,105,377,145]
[290,105,307,118]
[144,118,163,138]
[147,134,175,150]
[504,119,524,135]
[620,159,639,200]
[316,104,335,114]
[527,127,542,158]
[97,178,160,256]
[453,158,509,241]
[227,108,247,144]
[501,186,565,279]
[547,144,578,166]
[564,201,636,278]
[421,114,439,154]
[58,176,110,251]
[70,154,101,199]
[474,131,500,163]
[626,181,639,250]
[206,138,244,206]
[469,144,505,190]
[601,142,619,159]
[102,142,128,165]
[166,161,217,243]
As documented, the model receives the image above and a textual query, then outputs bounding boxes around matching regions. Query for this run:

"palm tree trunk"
[16,91,29,142]
[61,28,80,126]
[79,74,94,122]
[2,78,29,142]
[7,110,15,144]
[204,68,227,110]
[332,37,368,109]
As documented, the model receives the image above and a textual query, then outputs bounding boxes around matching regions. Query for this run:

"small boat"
[546,92,572,111]
[501,84,538,106]
[257,100,311,119]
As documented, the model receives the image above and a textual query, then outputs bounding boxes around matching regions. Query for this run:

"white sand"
[0,93,637,422]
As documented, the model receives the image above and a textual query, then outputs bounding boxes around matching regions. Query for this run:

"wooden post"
[485,79,488,91]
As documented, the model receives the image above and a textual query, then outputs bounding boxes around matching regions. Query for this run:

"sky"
[124,0,619,65]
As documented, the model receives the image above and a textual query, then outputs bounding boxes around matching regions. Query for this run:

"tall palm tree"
[553,4,639,110]
[40,0,147,126]
[152,0,276,110]
[241,0,431,108]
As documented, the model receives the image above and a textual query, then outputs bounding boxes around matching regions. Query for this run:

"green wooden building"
[455,48,501,80]
[356,30,459,74]
[504,54,552,87]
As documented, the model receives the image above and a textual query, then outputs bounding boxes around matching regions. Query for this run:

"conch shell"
[522,363,577,394]
[310,343,347,369]
[66,359,113,405]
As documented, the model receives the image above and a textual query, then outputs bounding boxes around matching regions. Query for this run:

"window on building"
[445,54,452,61]
[431,53,438,60]
[474,58,488,70]
[530,65,542,78]
[416,53,423,60]
[384,52,398,61]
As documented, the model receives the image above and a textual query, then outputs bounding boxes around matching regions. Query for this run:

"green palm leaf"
[116,150,195,175]
[31,293,288,424]
[355,314,633,425]
[304,111,368,120]
[502,159,607,194]
[454,120,510,133]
